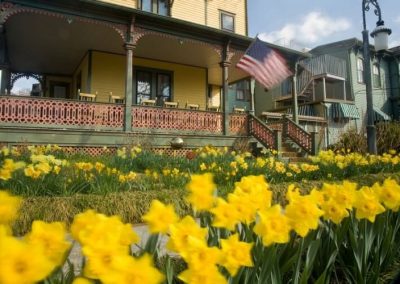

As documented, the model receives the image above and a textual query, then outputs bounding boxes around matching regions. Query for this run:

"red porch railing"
[248,115,276,149]
[0,96,124,130]
[229,114,248,135]
[284,117,313,153]
[132,106,223,134]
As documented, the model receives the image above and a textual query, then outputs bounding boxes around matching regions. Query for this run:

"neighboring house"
[255,38,400,147]
[0,0,257,153]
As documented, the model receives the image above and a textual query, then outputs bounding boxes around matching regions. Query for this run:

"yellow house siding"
[206,0,246,35]
[97,0,136,8]
[171,0,205,26]
[135,58,207,108]
[91,51,125,103]
[72,53,89,98]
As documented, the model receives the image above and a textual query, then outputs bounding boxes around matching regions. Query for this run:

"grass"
[13,171,400,236]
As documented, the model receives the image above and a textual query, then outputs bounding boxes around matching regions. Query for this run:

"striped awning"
[331,103,360,119]
[373,106,391,121]
[286,105,316,116]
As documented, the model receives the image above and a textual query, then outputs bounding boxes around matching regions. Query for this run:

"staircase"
[281,138,309,163]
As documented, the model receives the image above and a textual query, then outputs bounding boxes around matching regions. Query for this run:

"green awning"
[331,103,360,119]
[373,106,391,121]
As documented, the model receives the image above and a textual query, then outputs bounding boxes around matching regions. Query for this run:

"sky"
[248,0,400,50]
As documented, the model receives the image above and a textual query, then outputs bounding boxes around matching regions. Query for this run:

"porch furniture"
[185,102,200,110]
[141,99,156,106]
[207,105,220,112]
[109,93,125,104]
[164,101,179,108]
[78,90,97,102]
[233,106,246,113]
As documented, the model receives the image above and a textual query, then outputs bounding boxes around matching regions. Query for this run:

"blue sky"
[248,0,400,49]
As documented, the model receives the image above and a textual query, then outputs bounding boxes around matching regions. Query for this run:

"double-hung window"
[220,11,235,32]
[373,64,381,88]
[357,58,364,83]
[139,0,169,16]
[135,69,172,105]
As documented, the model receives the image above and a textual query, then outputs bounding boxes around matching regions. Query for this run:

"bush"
[330,121,400,154]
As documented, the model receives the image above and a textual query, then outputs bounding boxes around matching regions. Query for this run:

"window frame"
[357,57,365,84]
[138,0,169,16]
[234,79,251,101]
[134,67,173,105]
[372,63,381,88]
[220,10,235,32]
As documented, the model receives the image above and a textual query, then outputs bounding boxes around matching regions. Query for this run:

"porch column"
[322,77,327,101]
[291,63,299,124]
[220,60,230,135]
[0,23,7,95]
[249,78,255,115]
[124,43,135,132]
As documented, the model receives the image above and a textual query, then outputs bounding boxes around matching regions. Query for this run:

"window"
[220,11,235,32]
[139,0,169,16]
[373,64,381,88]
[135,69,172,104]
[235,80,250,101]
[357,58,364,83]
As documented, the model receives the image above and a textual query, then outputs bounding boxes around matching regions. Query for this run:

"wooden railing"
[132,106,223,134]
[229,114,248,135]
[248,115,276,149]
[0,96,124,130]
[299,54,347,78]
[283,116,313,153]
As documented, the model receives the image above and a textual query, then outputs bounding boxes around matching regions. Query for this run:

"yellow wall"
[97,0,136,8]
[135,58,207,108]
[89,51,207,107]
[72,53,89,99]
[171,0,205,26]
[205,0,247,35]
[91,51,126,102]
[97,0,247,36]
[209,85,221,107]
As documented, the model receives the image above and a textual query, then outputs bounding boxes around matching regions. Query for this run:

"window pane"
[157,73,171,102]
[141,0,152,12]
[357,58,364,83]
[158,0,168,16]
[221,13,234,31]
[136,71,152,104]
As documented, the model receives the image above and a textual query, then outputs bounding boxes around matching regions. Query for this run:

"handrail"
[248,114,276,149]
[283,116,313,153]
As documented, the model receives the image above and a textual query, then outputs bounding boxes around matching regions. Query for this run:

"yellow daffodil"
[253,205,291,246]
[186,173,216,211]
[354,186,386,222]
[220,234,253,276]
[142,200,179,234]
[210,198,239,231]
[0,191,22,226]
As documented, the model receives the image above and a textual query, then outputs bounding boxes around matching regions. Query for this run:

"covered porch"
[0,0,252,145]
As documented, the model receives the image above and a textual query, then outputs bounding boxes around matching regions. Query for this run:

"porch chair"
[233,106,246,114]
[78,89,97,102]
[141,99,156,106]
[164,100,179,108]
[206,105,220,112]
[109,92,125,104]
[185,101,200,110]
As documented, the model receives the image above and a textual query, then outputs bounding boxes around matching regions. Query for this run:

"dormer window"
[139,0,169,16]
[220,11,235,32]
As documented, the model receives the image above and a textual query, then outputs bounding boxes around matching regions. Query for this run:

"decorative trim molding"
[0,2,126,41]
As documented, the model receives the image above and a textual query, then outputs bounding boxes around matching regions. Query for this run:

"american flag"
[237,37,293,90]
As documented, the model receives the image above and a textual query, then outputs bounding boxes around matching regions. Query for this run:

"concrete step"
[281,151,302,158]
[288,156,310,163]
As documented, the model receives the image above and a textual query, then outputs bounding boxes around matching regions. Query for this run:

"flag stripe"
[236,38,293,89]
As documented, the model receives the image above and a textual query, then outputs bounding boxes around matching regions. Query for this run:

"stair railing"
[248,114,278,150]
[282,115,317,154]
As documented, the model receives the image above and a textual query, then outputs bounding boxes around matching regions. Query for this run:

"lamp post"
[362,0,391,154]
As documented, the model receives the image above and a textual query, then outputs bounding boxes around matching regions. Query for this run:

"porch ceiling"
[5,12,249,84]
[5,13,125,75]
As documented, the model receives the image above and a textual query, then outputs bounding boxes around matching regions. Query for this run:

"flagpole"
[291,61,299,124]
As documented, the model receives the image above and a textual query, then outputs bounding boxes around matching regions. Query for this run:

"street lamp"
[362,0,391,154]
